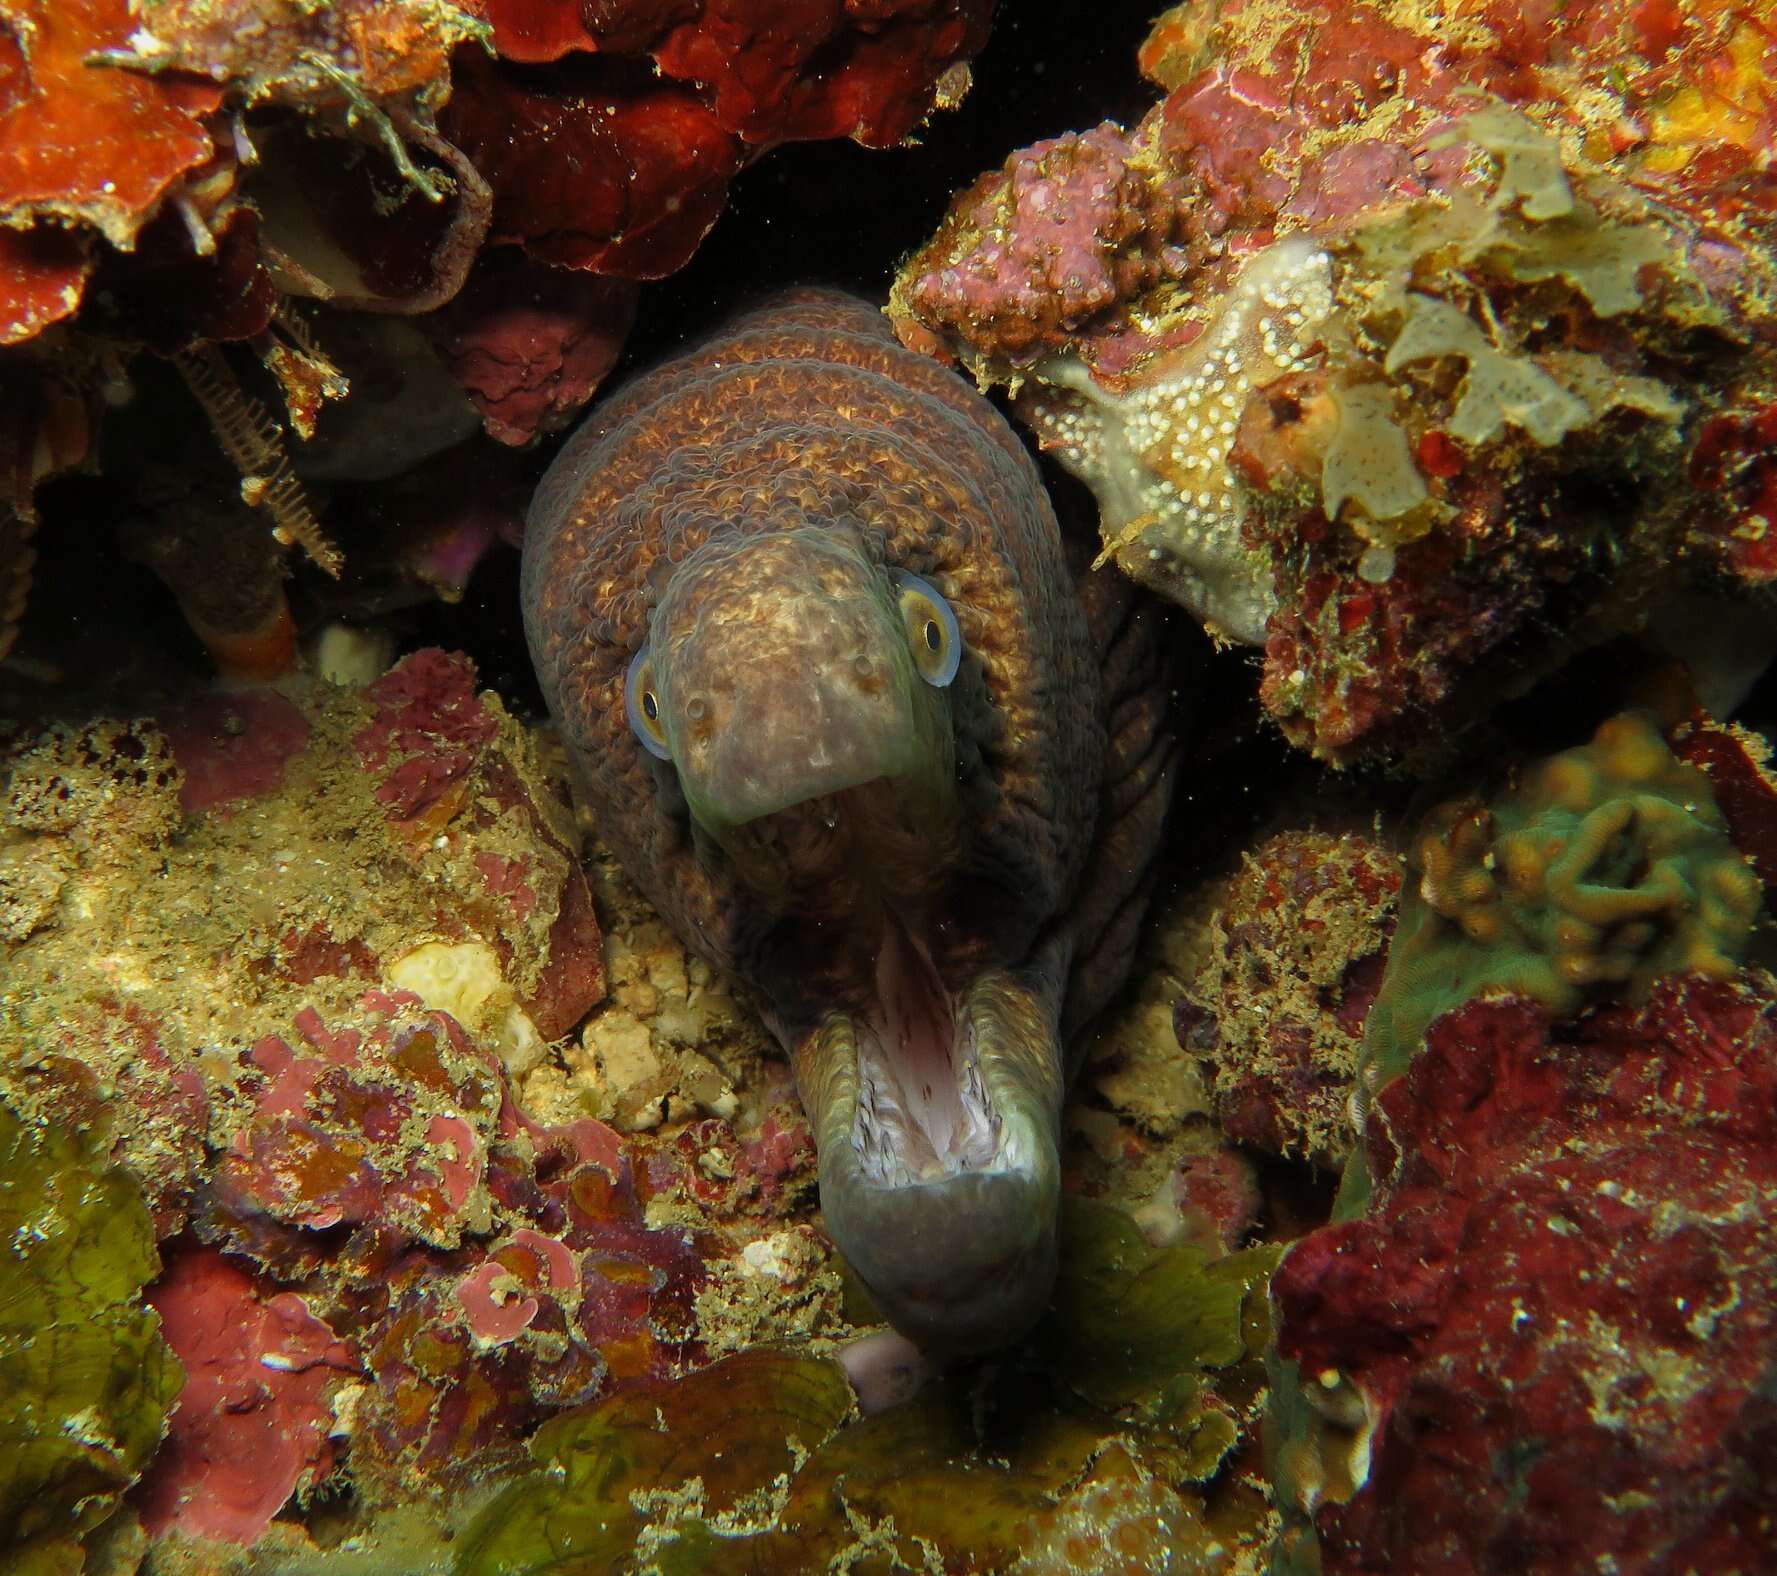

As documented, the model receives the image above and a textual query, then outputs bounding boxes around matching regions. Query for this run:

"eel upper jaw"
[794,966,1065,1356]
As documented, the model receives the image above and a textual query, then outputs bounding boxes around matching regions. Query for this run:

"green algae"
[453,1199,1281,1575]
[0,1100,180,1575]
[1320,383,1429,530]
[1448,105,1571,219]
[1047,1198,1276,1415]
[1339,712,1762,1216]
[1384,293,1590,447]
[1384,107,1674,319]
[1344,105,1680,511]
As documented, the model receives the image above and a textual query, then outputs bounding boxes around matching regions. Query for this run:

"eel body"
[523,290,1174,1352]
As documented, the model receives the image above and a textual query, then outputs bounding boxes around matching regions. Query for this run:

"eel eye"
[624,644,672,760]
[891,569,961,688]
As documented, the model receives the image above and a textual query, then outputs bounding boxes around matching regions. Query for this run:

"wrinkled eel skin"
[523,290,1175,1353]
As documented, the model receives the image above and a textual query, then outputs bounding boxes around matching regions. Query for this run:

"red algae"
[423,255,641,446]
[1272,976,1777,1575]
[1266,709,1773,1573]
[0,0,222,250]
[0,0,988,668]
[0,0,988,341]
[137,1248,359,1545]
[164,691,312,817]
[1,3,1774,1569]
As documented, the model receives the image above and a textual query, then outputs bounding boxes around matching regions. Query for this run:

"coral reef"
[1176,830,1399,1168]
[0,652,632,1522]
[1271,975,1777,1575]
[1358,711,1761,1109]
[0,651,604,1145]
[13,665,1771,1571]
[453,1201,1280,1575]
[1266,710,1774,1573]
[0,1099,180,1575]
[0,0,990,667]
[0,631,1297,1566]
[0,647,853,1547]
[1064,857,1273,1259]
[1,4,1774,1571]
[892,2,1777,760]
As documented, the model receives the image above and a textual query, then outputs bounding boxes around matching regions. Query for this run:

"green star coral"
[1344,711,1763,1213]
[0,1100,180,1575]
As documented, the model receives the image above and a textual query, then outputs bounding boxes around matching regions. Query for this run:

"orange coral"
[0,0,233,347]
[0,0,222,247]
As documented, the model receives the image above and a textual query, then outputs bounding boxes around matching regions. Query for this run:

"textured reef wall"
[891,0,1777,763]
[3,2,1777,1573]
[1263,713,1775,1574]
[0,0,991,666]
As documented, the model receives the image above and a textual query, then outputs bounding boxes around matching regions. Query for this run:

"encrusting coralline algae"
[1,2,1775,1572]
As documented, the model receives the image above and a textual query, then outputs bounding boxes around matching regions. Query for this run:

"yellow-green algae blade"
[1046,1196,1280,1411]
[452,1349,855,1576]
[0,1100,179,1575]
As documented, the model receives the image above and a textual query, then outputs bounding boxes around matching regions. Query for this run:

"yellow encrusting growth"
[386,940,544,1076]
[1643,21,1775,175]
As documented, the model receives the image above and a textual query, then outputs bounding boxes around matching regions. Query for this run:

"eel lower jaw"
[793,963,1065,1357]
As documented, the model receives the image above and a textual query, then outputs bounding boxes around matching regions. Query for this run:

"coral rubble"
[892,1,1777,761]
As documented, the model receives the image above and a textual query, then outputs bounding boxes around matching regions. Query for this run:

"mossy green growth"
[453,1200,1281,1575]
[0,1099,180,1575]
[1046,1197,1278,1418]
[1339,711,1762,1215]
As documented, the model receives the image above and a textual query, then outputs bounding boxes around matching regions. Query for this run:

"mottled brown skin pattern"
[525,289,1174,1349]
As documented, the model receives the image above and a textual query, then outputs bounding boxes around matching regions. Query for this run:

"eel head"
[631,525,1065,1354]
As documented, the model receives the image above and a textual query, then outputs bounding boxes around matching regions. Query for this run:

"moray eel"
[523,290,1175,1353]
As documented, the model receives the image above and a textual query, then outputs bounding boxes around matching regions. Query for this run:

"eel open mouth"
[854,916,999,1186]
[794,940,1066,1356]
